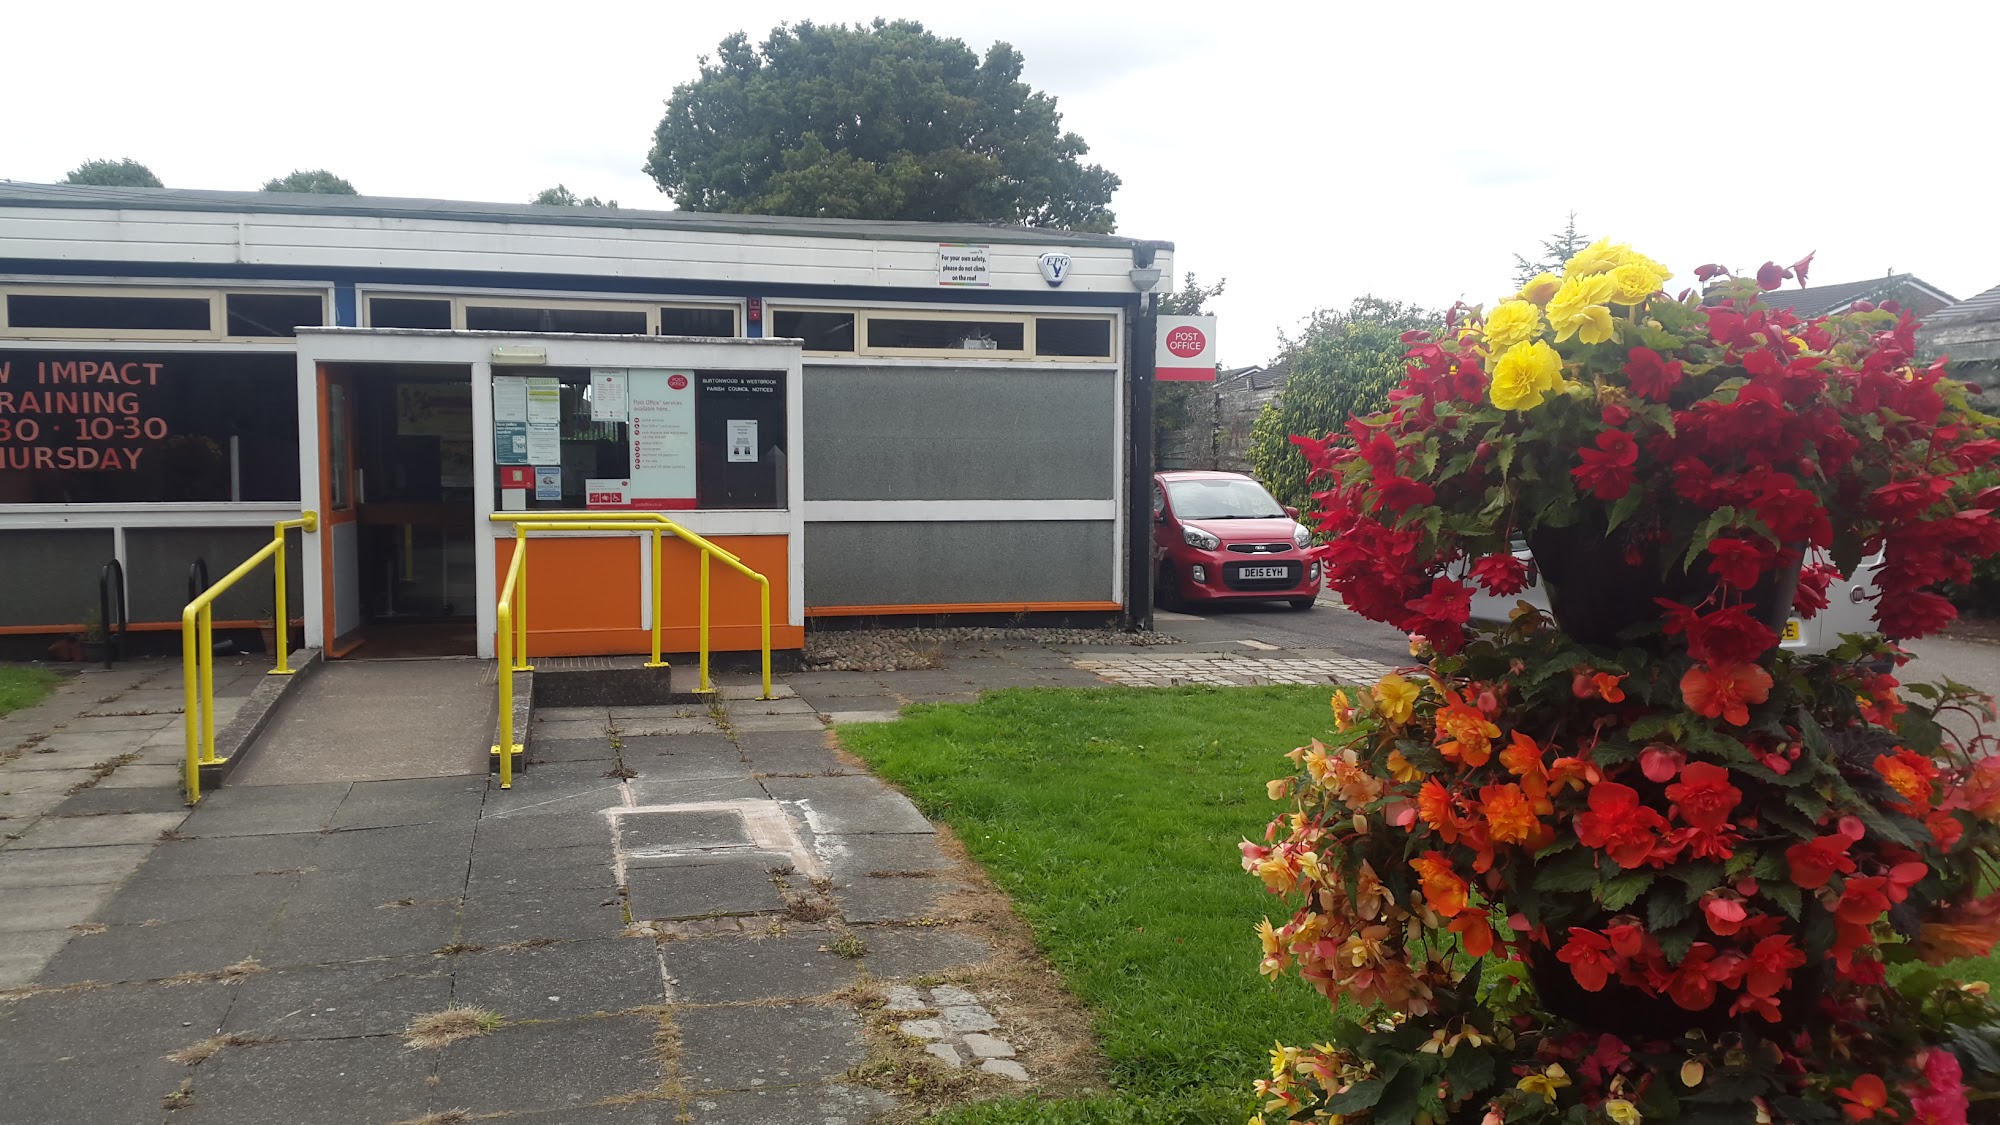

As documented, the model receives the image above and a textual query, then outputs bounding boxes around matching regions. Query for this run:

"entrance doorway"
[318,363,477,657]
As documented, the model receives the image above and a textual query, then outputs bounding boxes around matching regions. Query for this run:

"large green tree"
[263,170,357,194]
[644,20,1120,231]
[1249,297,1440,510]
[531,185,615,208]
[63,158,162,187]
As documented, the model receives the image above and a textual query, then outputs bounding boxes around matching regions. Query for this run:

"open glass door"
[318,366,363,655]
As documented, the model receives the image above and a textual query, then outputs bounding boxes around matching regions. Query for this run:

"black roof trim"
[0,182,1171,252]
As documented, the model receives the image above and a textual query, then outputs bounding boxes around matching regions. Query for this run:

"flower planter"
[1528,522,1801,649]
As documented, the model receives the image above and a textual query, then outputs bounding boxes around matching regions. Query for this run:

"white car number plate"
[1239,566,1289,579]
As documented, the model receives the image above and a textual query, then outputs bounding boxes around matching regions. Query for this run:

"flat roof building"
[0,183,1171,660]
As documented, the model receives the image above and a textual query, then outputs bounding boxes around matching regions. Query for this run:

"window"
[225,293,324,338]
[771,306,1117,361]
[0,350,301,503]
[772,311,855,352]
[465,305,649,335]
[659,306,736,337]
[368,297,452,329]
[1035,317,1113,358]
[1,287,330,341]
[8,293,211,332]
[866,317,1026,353]
[491,368,787,511]
[362,295,742,337]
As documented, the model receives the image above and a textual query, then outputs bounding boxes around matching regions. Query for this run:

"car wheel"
[1156,564,1186,613]
[1287,597,1317,611]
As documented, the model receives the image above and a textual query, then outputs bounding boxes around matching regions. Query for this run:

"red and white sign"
[1156,315,1218,382]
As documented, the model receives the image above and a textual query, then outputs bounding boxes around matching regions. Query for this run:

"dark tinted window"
[772,311,855,351]
[0,351,299,503]
[659,307,736,337]
[369,298,453,329]
[866,318,1025,352]
[226,293,324,337]
[1036,318,1112,357]
[8,294,211,332]
[464,306,647,335]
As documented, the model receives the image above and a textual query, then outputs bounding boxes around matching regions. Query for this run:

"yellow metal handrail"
[487,513,775,789]
[182,512,317,803]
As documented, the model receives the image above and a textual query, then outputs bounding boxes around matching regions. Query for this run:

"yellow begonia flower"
[1515,272,1562,305]
[1488,340,1564,411]
[1484,300,1543,350]
[1373,674,1419,725]
[1547,274,1617,345]
[1563,237,1629,278]
[1518,1063,1572,1103]
[1385,748,1424,784]
[1605,1099,1642,1125]
[1608,262,1667,305]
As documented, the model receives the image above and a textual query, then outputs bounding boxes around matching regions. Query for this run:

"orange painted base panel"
[508,624,805,659]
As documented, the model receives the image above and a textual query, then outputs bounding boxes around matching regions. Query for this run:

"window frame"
[0,285,331,343]
[767,304,1120,363]
[360,290,742,338]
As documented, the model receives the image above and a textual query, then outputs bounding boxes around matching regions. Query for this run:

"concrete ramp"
[230,659,495,785]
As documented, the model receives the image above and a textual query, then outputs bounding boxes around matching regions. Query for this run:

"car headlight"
[1292,523,1312,549]
[1183,526,1220,550]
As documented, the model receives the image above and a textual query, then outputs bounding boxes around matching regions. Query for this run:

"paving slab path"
[0,657,263,988]
[0,676,1034,1123]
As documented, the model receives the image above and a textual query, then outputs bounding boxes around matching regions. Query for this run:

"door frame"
[314,365,364,655]
[292,329,807,659]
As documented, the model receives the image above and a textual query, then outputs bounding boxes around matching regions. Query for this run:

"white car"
[1466,544,1885,657]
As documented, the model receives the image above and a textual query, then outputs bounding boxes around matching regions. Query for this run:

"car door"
[1151,480,1174,564]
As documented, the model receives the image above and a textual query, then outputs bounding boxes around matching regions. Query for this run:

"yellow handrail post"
[492,536,527,788]
[646,527,667,669]
[182,604,201,801]
[270,519,292,676]
[198,603,217,763]
[758,574,772,700]
[514,525,532,672]
[697,548,712,692]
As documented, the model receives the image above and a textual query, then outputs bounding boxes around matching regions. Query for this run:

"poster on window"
[611,369,697,509]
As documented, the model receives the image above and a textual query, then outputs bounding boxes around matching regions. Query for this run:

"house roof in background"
[1758,273,1957,316]
[1926,282,2000,328]
[0,181,1168,251]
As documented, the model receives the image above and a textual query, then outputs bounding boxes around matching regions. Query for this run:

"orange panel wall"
[494,534,798,657]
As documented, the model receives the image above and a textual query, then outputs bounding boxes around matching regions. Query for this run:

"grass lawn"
[837,685,1351,1124]
[0,664,62,718]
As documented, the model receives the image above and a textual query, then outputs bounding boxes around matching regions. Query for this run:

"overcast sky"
[9,1,1997,367]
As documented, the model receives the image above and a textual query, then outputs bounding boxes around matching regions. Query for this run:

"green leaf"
[1762,881,1803,920]
[1671,864,1726,901]
[1537,848,1603,892]
[1599,870,1653,912]
[1323,1078,1388,1115]
[1605,488,1645,534]
[1372,1062,1427,1125]
[1648,885,1693,930]
[1682,506,1739,572]
[1443,1047,1497,1096]
[1657,922,1696,963]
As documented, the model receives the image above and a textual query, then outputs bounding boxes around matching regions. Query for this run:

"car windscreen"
[1165,477,1287,520]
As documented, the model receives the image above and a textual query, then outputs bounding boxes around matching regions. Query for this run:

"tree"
[1511,212,1589,286]
[1249,297,1440,510]
[262,170,357,195]
[644,20,1120,231]
[1153,274,1226,462]
[63,159,162,188]
[531,185,615,208]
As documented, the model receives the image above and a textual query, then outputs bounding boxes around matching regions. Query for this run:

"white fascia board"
[803,500,1115,522]
[0,206,1164,298]
[0,502,303,529]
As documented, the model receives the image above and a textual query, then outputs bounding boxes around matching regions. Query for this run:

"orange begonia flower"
[1834,1073,1893,1121]
[1410,851,1469,917]
[1436,689,1501,767]
[1450,911,1496,957]
[1479,782,1540,845]
[1592,672,1627,703]
[1680,662,1774,726]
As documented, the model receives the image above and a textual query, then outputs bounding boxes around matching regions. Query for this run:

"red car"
[1151,470,1322,611]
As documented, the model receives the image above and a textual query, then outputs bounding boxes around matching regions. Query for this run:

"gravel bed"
[803,626,1182,672]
